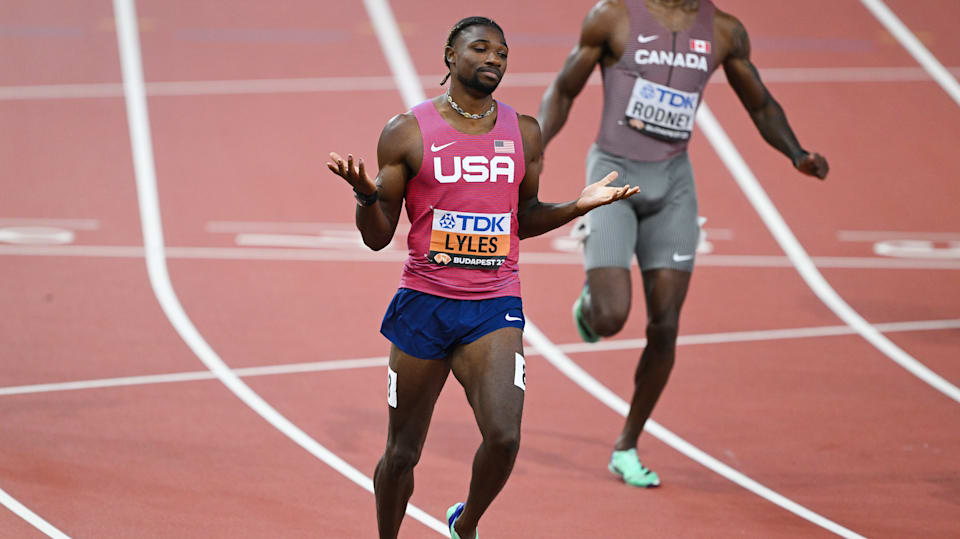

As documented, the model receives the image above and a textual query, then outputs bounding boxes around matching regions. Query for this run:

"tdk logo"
[647,85,697,110]
[452,214,507,233]
[433,156,516,183]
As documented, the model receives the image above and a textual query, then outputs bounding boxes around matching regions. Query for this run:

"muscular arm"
[719,13,829,179]
[538,0,620,149]
[517,115,636,239]
[328,113,419,250]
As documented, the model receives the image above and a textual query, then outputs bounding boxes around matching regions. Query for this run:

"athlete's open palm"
[327,152,377,193]
[575,171,639,212]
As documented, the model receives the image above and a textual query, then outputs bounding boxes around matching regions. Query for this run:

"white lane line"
[0,487,69,538]
[3,319,957,398]
[559,318,960,355]
[522,321,865,539]
[696,103,960,405]
[0,218,99,230]
[370,1,864,536]
[838,230,960,242]
[4,244,960,269]
[5,67,960,101]
[111,2,446,537]
[859,0,960,107]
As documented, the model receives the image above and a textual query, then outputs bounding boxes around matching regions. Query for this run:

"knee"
[590,299,629,337]
[483,428,521,461]
[379,443,422,477]
[645,320,679,350]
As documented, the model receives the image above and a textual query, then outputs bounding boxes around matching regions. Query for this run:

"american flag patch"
[689,39,711,54]
[494,140,515,154]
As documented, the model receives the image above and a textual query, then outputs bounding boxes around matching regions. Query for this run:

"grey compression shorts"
[583,144,699,272]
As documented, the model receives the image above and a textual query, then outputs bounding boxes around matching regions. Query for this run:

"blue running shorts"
[380,288,524,360]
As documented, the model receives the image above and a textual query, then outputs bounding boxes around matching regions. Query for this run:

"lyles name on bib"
[428,209,511,270]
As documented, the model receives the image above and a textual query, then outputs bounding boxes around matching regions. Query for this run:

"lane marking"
[838,230,960,242]
[4,67,960,101]
[859,0,960,107]
[522,321,866,539]
[0,218,98,230]
[0,487,70,538]
[370,1,864,536]
[2,319,957,398]
[4,244,960,269]
[111,2,444,537]
[696,103,960,405]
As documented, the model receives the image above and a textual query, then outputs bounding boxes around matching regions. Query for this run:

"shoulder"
[517,113,543,160]
[714,9,749,60]
[583,0,626,35]
[517,114,542,143]
[381,110,420,142]
[378,110,421,153]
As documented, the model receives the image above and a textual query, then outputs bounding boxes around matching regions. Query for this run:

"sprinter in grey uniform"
[539,0,829,487]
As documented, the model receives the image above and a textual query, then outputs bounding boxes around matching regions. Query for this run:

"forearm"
[354,199,396,251]
[538,84,574,149]
[518,200,584,240]
[750,99,807,164]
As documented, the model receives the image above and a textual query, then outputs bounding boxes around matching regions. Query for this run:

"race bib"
[428,209,511,270]
[625,76,698,142]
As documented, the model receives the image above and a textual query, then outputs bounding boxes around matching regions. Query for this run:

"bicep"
[374,117,416,225]
[518,116,544,213]
[721,17,770,112]
[554,41,603,99]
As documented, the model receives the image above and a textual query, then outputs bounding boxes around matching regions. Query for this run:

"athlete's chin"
[462,76,500,96]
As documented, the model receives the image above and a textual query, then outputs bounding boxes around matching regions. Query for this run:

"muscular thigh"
[384,344,451,447]
[449,327,525,435]
[636,153,699,272]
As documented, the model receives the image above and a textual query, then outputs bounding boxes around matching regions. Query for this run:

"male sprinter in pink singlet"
[539,0,829,488]
[327,17,638,539]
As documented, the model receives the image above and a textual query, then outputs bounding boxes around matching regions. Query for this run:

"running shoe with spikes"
[572,285,600,343]
[608,448,660,488]
[446,502,477,539]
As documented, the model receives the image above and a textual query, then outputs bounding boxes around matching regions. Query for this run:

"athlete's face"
[449,25,508,95]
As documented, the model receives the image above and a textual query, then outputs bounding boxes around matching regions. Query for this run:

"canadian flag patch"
[689,39,711,54]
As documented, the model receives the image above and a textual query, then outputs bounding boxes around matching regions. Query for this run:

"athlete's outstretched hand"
[794,152,829,180]
[575,171,639,213]
[327,152,377,194]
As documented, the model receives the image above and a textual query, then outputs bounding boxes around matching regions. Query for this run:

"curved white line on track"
[0,487,70,538]
[366,0,867,536]
[696,103,960,405]
[111,0,449,536]
[523,321,865,539]
[859,0,960,107]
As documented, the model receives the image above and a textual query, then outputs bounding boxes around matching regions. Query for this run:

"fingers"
[597,170,619,186]
[358,158,367,181]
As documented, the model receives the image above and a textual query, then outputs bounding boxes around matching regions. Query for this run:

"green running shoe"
[572,286,600,343]
[608,448,660,488]
[446,502,477,539]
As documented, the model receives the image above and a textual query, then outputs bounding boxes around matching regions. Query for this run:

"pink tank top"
[398,99,526,300]
[596,0,719,162]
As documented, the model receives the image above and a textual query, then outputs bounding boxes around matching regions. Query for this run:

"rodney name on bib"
[428,209,511,270]
[625,76,699,142]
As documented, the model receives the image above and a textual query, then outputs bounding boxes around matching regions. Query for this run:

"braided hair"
[440,16,506,85]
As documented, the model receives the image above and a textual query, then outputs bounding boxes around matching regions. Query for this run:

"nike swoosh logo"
[430,141,456,152]
[505,314,523,322]
[672,252,694,262]
[637,34,659,44]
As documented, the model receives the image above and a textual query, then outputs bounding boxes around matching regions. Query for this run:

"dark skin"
[327,24,638,539]
[538,0,829,456]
